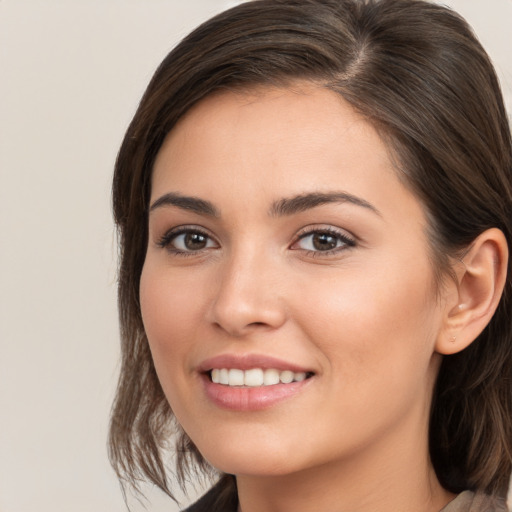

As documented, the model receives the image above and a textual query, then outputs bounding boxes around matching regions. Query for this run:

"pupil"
[313,233,337,251]
[185,232,207,250]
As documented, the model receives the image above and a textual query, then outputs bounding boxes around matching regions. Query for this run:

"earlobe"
[436,228,508,356]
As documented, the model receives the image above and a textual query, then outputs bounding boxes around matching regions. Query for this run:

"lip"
[198,353,314,411]
[198,353,312,373]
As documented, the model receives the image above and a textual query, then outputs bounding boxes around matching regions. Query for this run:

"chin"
[197,438,308,477]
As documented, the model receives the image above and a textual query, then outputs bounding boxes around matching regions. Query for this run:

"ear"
[436,228,508,355]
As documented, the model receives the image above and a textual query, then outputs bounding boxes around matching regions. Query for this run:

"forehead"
[154,85,387,183]
[151,84,425,229]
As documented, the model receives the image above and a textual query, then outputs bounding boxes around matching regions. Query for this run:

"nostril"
[209,290,287,336]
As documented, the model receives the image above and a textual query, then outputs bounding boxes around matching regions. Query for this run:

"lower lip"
[202,374,312,411]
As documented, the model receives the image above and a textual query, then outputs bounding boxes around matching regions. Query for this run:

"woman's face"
[140,85,447,477]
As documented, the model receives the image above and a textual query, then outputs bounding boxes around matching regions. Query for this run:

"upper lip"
[198,354,313,374]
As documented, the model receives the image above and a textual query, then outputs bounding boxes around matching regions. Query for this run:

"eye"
[158,227,218,254]
[291,227,356,254]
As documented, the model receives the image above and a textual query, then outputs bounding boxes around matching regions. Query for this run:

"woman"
[109,0,512,511]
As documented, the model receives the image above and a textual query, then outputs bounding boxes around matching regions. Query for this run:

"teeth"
[280,370,294,384]
[228,369,244,386]
[294,372,307,382]
[244,368,263,386]
[220,368,229,385]
[210,368,309,387]
[263,368,280,386]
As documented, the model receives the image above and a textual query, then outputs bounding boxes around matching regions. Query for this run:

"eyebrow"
[270,192,381,217]
[149,190,380,218]
[149,192,219,217]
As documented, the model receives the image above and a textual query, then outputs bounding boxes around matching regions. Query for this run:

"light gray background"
[1,1,511,511]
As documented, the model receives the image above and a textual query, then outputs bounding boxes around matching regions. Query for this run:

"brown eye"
[183,232,208,250]
[311,233,338,251]
[292,228,356,254]
[159,228,218,253]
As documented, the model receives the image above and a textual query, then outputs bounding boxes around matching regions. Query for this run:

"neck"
[236,417,454,512]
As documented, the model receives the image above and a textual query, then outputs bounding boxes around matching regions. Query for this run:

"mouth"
[208,368,314,387]
[198,354,315,410]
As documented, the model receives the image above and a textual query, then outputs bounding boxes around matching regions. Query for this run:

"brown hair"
[109,0,512,501]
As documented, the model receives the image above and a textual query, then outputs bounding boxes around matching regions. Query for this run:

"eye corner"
[156,225,220,256]
[290,225,356,256]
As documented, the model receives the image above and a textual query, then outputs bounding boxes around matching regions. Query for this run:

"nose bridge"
[210,242,286,335]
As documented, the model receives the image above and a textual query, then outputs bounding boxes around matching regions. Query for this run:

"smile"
[200,355,315,410]
[210,368,310,387]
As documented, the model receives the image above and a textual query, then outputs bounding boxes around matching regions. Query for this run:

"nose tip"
[212,302,286,337]
[209,260,287,337]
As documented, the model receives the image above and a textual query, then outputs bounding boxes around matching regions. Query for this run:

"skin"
[140,84,457,512]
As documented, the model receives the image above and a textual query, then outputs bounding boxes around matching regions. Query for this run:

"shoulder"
[182,476,238,512]
[441,491,508,512]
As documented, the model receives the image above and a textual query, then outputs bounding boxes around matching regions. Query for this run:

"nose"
[208,249,287,337]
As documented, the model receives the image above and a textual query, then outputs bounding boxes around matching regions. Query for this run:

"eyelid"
[290,225,356,254]
[155,223,355,257]
[156,225,219,253]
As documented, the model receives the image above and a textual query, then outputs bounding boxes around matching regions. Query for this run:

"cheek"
[139,262,213,429]
[139,263,205,372]
[299,268,440,452]
[296,257,439,388]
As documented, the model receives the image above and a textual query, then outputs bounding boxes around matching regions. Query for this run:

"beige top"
[184,483,509,512]
[441,491,508,512]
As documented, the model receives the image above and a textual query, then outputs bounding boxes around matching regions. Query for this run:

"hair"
[109,0,512,503]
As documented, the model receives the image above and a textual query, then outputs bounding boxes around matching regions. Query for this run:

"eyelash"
[157,226,218,257]
[156,225,356,257]
[291,226,356,257]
